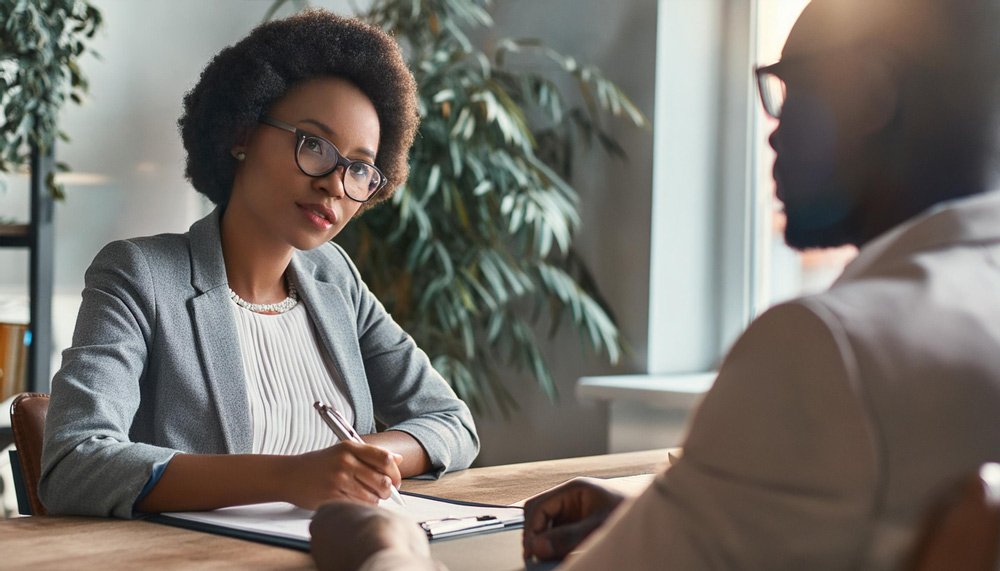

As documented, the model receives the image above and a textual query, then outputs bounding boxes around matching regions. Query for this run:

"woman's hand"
[284,441,403,509]
[522,477,626,561]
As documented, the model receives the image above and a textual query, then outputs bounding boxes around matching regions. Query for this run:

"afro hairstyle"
[178,9,418,207]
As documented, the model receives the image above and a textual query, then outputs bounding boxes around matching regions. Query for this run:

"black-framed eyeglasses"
[754,61,786,119]
[755,43,900,120]
[258,115,388,203]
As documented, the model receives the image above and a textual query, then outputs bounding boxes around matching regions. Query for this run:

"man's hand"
[310,500,430,571]
[522,477,626,561]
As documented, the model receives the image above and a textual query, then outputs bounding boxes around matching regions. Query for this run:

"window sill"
[576,372,715,410]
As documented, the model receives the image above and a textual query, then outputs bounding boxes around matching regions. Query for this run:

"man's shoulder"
[740,281,917,362]
[813,243,984,321]
[786,250,995,361]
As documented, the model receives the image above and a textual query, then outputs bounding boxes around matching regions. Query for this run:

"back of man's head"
[788,0,1000,203]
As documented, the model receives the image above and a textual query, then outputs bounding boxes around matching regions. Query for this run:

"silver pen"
[313,401,407,507]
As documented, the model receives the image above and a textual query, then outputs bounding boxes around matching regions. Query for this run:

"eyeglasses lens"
[296,136,384,200]
[759,71,786,119]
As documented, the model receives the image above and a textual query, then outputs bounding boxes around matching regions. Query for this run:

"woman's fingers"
[346,441,404,488]
[288,442,404,507]
[335,441,402,501]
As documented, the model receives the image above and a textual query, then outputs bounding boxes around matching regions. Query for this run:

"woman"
[38,10,479,519]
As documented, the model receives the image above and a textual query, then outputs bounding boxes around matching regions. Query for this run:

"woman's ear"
[231,127,252,161]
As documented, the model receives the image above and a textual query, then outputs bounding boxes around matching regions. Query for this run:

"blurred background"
[0,0,854,516]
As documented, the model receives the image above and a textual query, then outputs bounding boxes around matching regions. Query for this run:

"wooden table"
[0,449,670,570]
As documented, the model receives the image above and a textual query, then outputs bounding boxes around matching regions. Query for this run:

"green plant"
[0,0,103,199]
[272,0,646,415]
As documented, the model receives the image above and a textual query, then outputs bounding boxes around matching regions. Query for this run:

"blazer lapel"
[289,253,375,434]
[188,209,252,453]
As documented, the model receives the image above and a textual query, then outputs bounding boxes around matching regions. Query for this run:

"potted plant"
[0,0,102,393]
[271,0,646,415]
[0,0,103,201]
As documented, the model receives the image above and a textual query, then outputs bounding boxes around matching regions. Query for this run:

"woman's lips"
[298,203,337,230]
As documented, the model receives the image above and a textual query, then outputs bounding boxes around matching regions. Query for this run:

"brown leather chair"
[906,463,1000,571]
[10,392,49,516]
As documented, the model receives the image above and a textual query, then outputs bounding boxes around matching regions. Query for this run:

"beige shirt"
[563,190,1000,570]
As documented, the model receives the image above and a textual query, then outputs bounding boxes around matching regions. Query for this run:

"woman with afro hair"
[39,10,479,518]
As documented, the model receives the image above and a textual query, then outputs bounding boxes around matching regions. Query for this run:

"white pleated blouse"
[230,300,355,455]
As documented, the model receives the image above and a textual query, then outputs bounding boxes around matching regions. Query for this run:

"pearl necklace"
[229,279,299,314]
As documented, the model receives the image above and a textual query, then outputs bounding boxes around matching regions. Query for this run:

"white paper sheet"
[160,493,524,542]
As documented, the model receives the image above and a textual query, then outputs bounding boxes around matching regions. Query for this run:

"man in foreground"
[309,0,1000,568]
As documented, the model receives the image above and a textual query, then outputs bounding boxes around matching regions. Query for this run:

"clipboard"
[149,491,524,552]
[402,491,524,540]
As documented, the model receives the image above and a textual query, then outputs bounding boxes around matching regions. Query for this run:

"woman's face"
[229,76,380,251]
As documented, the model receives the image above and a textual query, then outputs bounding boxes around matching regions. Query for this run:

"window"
[648,0,857,375]
[750,0,857,313]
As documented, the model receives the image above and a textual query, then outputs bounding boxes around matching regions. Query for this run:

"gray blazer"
[39,209,479,518]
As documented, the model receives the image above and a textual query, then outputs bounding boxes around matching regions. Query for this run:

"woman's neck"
[220,203,294,303]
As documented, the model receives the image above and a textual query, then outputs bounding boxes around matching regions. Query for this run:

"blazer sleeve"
[39,240,178,518]
[562,301,880,570]
[333,245,480,476]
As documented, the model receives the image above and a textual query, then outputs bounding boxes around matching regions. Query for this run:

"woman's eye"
[348,163,371,179]
[303,138,324,155]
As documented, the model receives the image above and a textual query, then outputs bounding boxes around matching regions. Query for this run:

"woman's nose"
[312,166,347,198]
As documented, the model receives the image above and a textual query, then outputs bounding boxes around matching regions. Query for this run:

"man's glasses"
[258,116,388,203]
[754,62,786,119]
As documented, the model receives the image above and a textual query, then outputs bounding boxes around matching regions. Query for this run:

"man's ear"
[857,54,900,136]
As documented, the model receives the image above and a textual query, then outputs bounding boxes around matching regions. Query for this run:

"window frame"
[647,0,760,374]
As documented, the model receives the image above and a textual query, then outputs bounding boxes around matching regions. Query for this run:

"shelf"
[0,225,31,248]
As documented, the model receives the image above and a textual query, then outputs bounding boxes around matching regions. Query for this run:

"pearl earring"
[234,150,246,161]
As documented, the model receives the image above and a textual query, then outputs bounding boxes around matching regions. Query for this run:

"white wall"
[0,0,660,466]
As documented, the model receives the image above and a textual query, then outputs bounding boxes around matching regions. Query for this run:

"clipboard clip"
[419,515,501,538]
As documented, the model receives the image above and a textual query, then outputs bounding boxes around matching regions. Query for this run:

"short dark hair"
[178,9,418,207]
